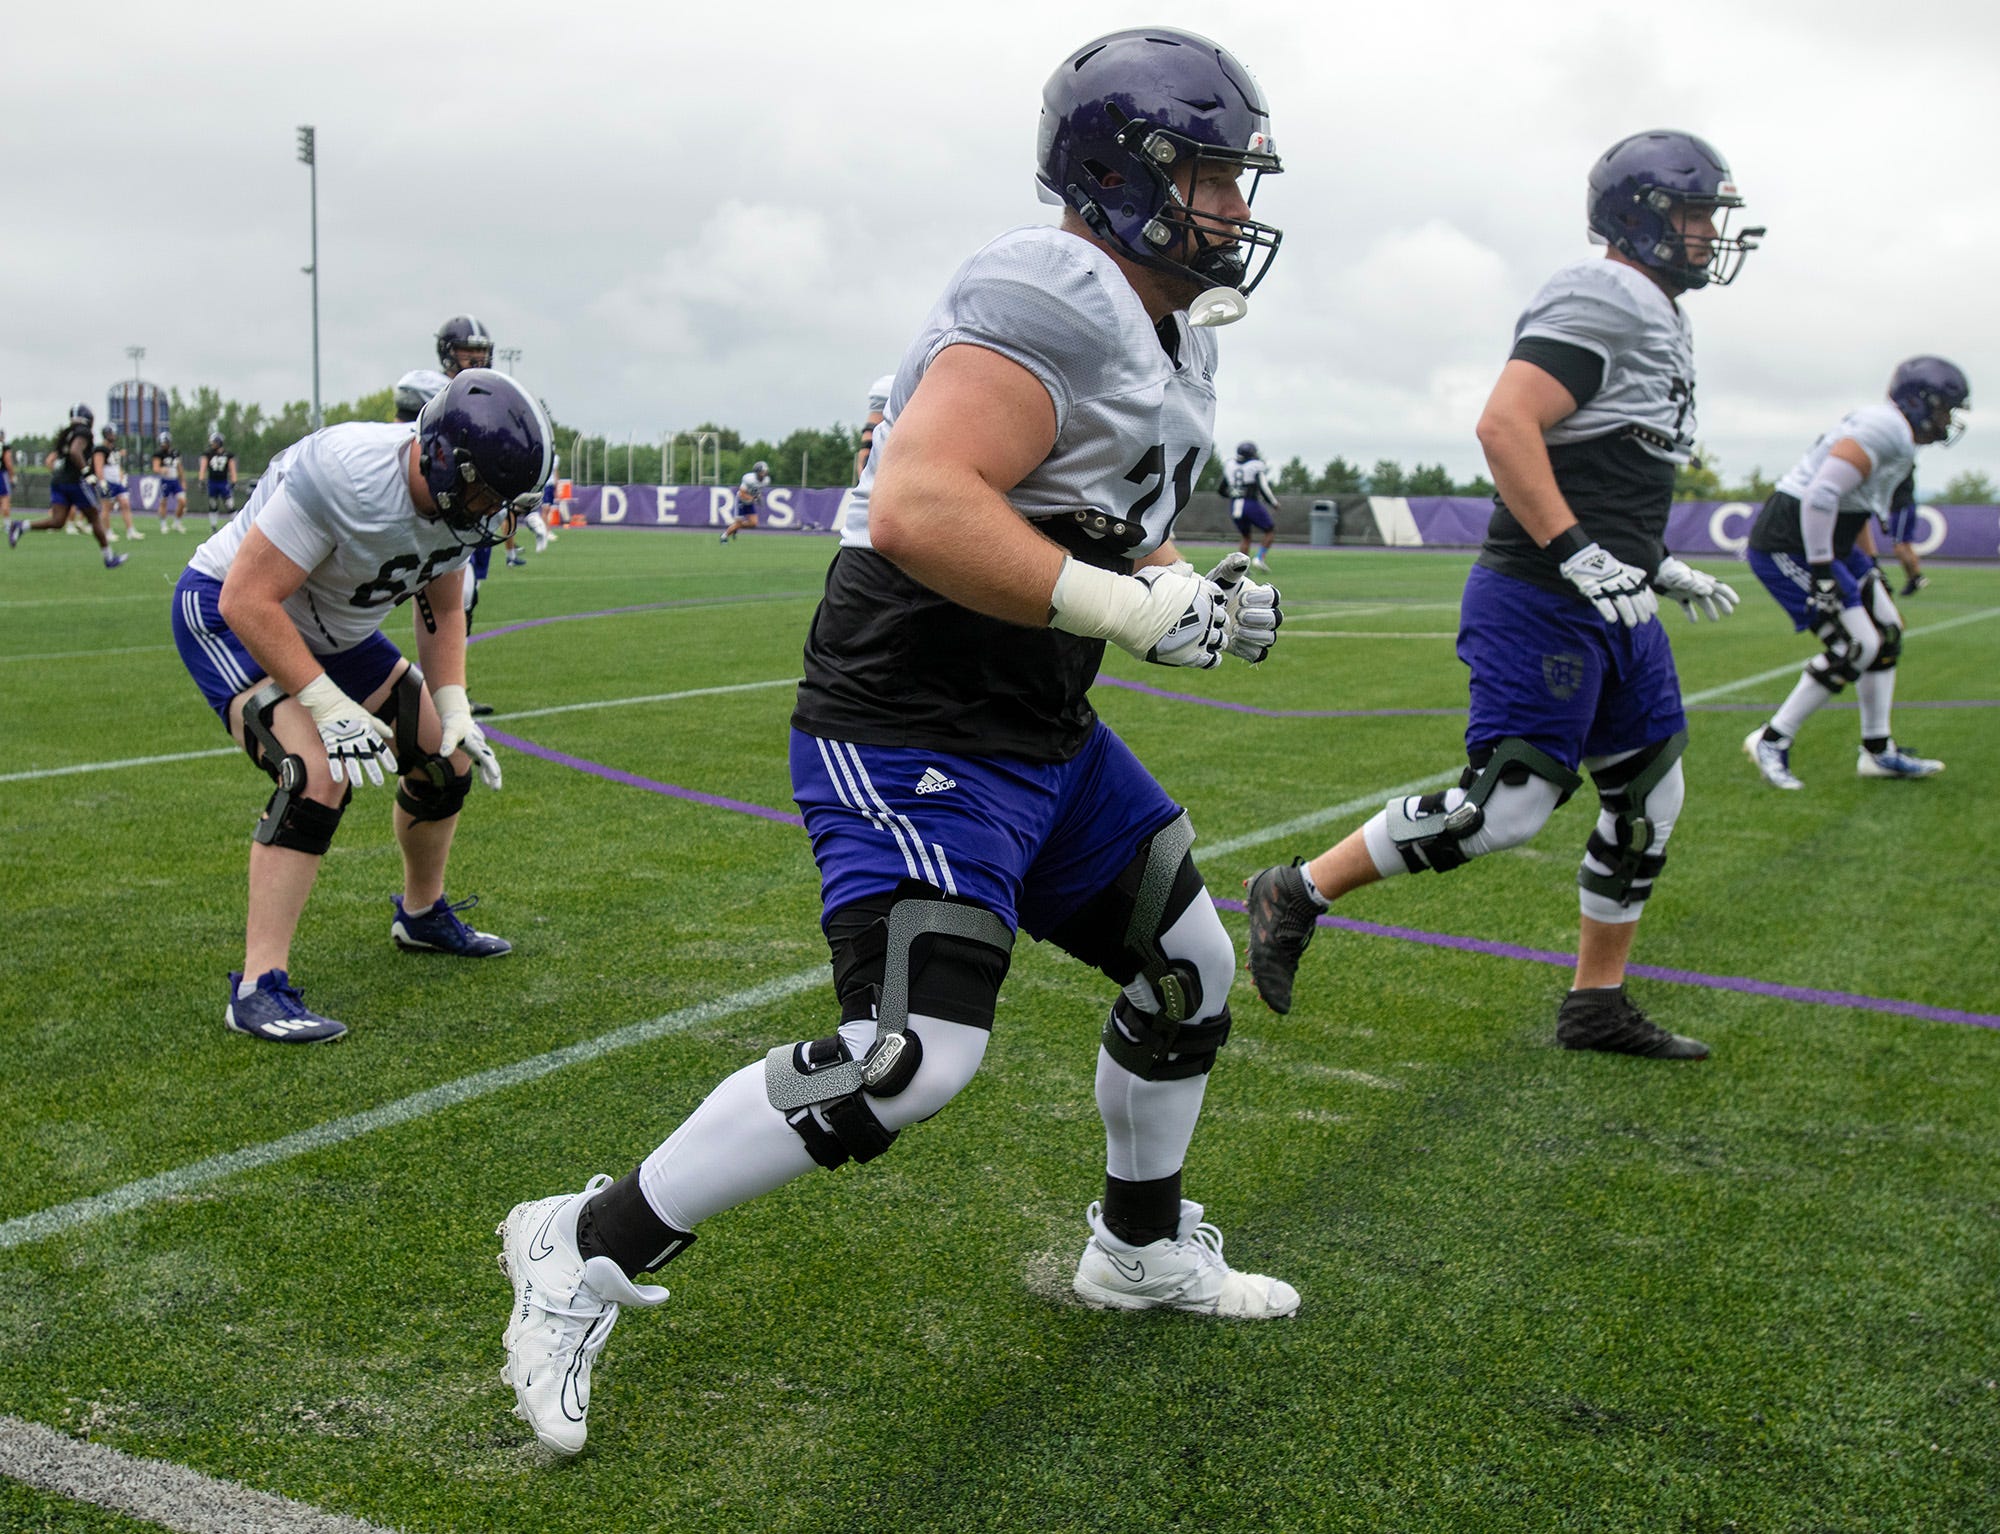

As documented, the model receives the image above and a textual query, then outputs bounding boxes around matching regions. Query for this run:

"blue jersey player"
[497,27,1293,1457]
[1221,440,1282,568]
[8,405,126,567]
[1741,357,1968,789]
[1246,131,1759,1061]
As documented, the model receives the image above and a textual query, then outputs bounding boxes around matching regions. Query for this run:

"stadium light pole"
[495,346,522,375]
[123,346,145,438]
[296,126,322,430]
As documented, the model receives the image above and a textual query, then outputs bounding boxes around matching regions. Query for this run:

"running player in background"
[202,432,239,530]
[0,432,14,523]
[154,431,187,533]
[718,460,772,542]
[498,25,1292,1457]
[1740,357,1968,789]
[1221,440,1281,568]
[1881,469,1928,596]
[8,405,127,567]
[97,426,143,541]
[1245,130,1755,1061]
[833,375,897,537]
[170,370,549,1043]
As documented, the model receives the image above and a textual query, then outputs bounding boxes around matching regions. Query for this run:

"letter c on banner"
[1708,502,1752,554]
[654,486,678,524]
[764,488,794,528]
[1913,504,1947,557]
[599,485,628,524]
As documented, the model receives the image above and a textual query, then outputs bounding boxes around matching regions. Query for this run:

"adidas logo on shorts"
[914,767,957,796]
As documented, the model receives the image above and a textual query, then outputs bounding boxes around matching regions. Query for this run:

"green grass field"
[3,526,1997,1533]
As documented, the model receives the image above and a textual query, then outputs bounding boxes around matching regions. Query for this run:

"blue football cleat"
[392,893,512,957]
[1858,743,1944,780]
[226,969,348,1043]
[7,520,23,549]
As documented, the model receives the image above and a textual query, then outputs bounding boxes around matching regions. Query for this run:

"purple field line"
[1096,675,1995,720]
[1210,898,1999,1031]
[483,729,804,827]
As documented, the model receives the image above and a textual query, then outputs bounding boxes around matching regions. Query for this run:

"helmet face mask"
[1589,130,1763,292]
[1890,357,1971,446]
[1038,28,1284,299]
[435,314,494,377]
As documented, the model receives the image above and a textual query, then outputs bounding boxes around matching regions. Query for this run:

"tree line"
[9,389,1996,504]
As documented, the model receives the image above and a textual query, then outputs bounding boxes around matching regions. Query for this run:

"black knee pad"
[1042,813,1207,1011]
[1578,733,1683,909]
[1869,623,1902,672]
[397,763,472,822]
[377,662,429,765]
[1386,737,1582,874]
[1102,994,1233,1081]
[255,785,349,854]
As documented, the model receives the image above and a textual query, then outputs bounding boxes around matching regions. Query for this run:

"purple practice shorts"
[159,478,185,501]
[1887,504,1920,546]
[172,568,404,723]
[790,721,1180,935]
[1457,563,1686,771]
[1747,547,1875,633]
[50,481,99,511]
[1230,497,1274,534]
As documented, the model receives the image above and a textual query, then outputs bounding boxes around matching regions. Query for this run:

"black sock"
[1863,735,1890,755]
[1761,725,1789,745]
[573,1168,695,1277]
[1101,1171,1182,1247]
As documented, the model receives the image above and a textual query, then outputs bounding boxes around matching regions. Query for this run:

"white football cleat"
[1743,727,1803,791]
[1858,743,1944,779]
[498,1175,667,1455]
[1073,1199,1299,1319]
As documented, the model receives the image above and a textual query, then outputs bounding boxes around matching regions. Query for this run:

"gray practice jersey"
[800,223,1219,762]
[1480,257,1696,598]
[1750,401,1917,559]
[1222,457,1272,500]
[189,423,473,653]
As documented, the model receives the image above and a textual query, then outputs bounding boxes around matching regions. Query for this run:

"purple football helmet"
[416,369,553,544]
[1588,131,1762,291]
[1037,28,1284,295]
[1889,356,1970,446]
[434,314,494,376]
[70,401,94,427]
[1236,441,1258,461]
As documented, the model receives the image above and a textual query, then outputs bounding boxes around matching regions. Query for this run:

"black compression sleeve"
[1510,337,1606,408]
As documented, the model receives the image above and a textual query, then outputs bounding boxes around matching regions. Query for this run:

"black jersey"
[50,424,92,485]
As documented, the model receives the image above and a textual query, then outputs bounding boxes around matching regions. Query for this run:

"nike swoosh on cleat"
[561,1313,612,1421]
[1106,1253,1147,1284]
[530,1208,559,1262]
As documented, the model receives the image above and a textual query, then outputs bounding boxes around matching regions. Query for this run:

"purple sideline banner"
[546,484,2000,561]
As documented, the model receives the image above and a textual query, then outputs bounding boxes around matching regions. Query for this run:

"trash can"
[1309,500,1338,547]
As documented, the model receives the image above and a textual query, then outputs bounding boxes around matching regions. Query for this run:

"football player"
[0,431,14,523]
[435,314,493,377]
[8,405,127,567]
[718,459,772,542]
[201,431,239,530]
[1881,469,1928,596]
[1741,357,1968,788]
[854,372,895,482]
[95,426,143,541]
[1246,130,1757,1061]
[1221,440,1282,568]
[169,370,551,1043]
[153,431,187,533]
[498,27,1292,1457]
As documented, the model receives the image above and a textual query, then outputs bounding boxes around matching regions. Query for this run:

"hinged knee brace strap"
[766,898,1014,1168]
[1386,737,1581,873]
[1578,730,1684,909]
[242,680,349,854]
[1124,811,1201,1023]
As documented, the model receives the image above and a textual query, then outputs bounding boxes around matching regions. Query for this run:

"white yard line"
[0,969,825,1252]
[0,1413,398,1534]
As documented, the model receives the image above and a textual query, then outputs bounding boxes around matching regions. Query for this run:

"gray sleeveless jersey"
[801,223,1221,762]
[1480,257,1697,596]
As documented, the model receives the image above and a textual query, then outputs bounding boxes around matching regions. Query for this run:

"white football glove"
[1048,556,1228,670]
[1652,556,1739,623]
[295,674,397,787]
[1557,539,1659,627]
[432,683,502,791]
[1205,551,1282,663]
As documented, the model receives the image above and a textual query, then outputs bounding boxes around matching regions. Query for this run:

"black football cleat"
[1555,986,1708,1060]
[1244,860,1323,1015]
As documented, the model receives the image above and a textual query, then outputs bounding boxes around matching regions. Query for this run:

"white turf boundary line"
[0,970,823,1253]
[0,1413,397,1534]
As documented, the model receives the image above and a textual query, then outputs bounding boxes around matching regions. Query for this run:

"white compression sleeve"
[1858,667,1896,740]
[1800,454,1867,565]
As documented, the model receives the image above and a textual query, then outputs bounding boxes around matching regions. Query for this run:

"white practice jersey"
[101,448,124,481]
[738,469,771,502]
[842,223,1219,559]
[1517,257,1695,463]
[188,423,473,654]
[1776,402,1916,521]
[1223,457,1271,499]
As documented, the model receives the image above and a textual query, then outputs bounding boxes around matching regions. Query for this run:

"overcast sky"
[6,0,1997,489]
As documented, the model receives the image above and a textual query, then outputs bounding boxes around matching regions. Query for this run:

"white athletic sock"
[1858,668,1896,742]
[1096,1047,1208,1183]
[237,977,261,999]
[1770,671,1835,742]
[1298,864,1330,907]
